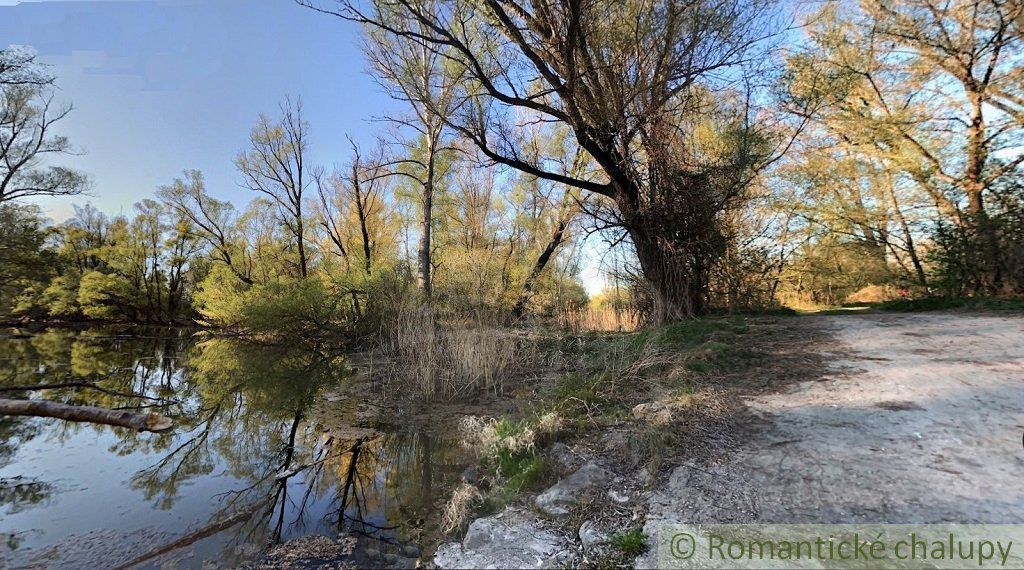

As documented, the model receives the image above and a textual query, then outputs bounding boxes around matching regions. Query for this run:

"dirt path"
[641,312,1024,560]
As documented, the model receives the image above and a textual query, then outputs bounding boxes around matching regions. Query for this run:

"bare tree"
[236,98,312,278]
[356,0,467,298]
[316,138,392,276]
[157,170,254,285]
[0,46,88,205]
[302,0,781,320]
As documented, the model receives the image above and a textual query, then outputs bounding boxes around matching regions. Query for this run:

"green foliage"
[195,271,349,336]
[76,271,122,320]
[39,276,79,318]
[876,297,1024,313]
[927,185,1024,297]
[612,527,648,556]
[0,204,55,315]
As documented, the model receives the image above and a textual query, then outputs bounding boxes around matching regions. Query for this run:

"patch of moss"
[612,527,647,556]
[683,359,712,373]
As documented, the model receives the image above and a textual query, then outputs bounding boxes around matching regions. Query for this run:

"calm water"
[0,327,470,569]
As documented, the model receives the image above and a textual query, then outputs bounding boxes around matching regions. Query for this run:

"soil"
[640,311,1024,564]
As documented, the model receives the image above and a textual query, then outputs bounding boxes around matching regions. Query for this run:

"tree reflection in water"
[0,328,469,567]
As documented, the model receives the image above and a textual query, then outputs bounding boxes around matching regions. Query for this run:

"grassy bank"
[434,313,830,548]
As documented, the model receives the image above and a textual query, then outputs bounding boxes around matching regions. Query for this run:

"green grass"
[643,317,748,349]
[499,454,551,491]
[683,360,712,373]
[472,416,557,517]
[551,371,631,422]
[612,527,648,556]
[876,296,1024,312]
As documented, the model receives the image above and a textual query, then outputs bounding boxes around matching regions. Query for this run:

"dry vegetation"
[420,312,831,542]
[373,305,540,400]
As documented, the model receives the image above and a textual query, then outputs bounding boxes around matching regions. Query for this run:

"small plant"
[458,414,561,496]
[501,455,551,492]
[612,526,647,556]
[440,482,482,535]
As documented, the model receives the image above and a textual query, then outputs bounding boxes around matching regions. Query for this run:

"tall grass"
[555,305,643,333]
[377,305,537,400]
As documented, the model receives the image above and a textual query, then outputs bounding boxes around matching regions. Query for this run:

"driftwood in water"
[113,504,261,570]
[0,398,173,432]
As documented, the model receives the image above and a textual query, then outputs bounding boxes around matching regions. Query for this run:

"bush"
[929,196,1024,297]
[195,268,350,336]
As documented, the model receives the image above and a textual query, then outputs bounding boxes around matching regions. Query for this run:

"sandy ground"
[641,311,1024,556]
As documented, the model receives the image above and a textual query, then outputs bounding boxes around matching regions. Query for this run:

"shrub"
[195,268,350,336]
[929,196,1024,297]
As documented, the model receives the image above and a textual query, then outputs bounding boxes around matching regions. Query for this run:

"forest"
[0,0,1023,567]
[2,1,1022,336]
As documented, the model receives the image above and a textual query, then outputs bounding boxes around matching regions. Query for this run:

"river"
[0,326,471,568]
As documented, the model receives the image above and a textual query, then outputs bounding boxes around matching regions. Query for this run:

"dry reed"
[378,305,537,400]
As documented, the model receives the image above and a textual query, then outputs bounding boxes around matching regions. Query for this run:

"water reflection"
[0,328,468,568]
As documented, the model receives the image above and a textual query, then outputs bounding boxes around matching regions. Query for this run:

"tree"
[0,46,55,87]
[158,170,254,285]
[358,2,466,298]
[0,46,88,205]
[788,0,1024,292]
[305,0,782,320]
[315,139,394,276]
[509,128,591,318]
[236,98,312,278]
[0,203,54,313]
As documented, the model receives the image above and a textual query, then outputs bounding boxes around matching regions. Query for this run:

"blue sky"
[2,0,609,292]
[1,0,401,222]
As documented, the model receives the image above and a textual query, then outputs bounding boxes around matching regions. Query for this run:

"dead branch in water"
[112,503,261,570]
[0,398,173,432]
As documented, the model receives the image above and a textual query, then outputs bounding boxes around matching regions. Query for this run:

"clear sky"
[0,0,402,222]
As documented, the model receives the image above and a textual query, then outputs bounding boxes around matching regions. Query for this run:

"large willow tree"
[304,0,781,320]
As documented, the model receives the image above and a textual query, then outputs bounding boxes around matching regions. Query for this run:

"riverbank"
[424,311,1024,569]
[251,313,832,568]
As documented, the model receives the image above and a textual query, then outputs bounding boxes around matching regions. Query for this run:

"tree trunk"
[0,398,173,432]
[296,215,308,278]
[417,134,436,298]
[353,168,373,275]
[886,179,928,287]
[630,225,707,322]
[615,174,721,322]
[512,216,569,318]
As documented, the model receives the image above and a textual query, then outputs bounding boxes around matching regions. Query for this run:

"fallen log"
[0,398,173,432]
